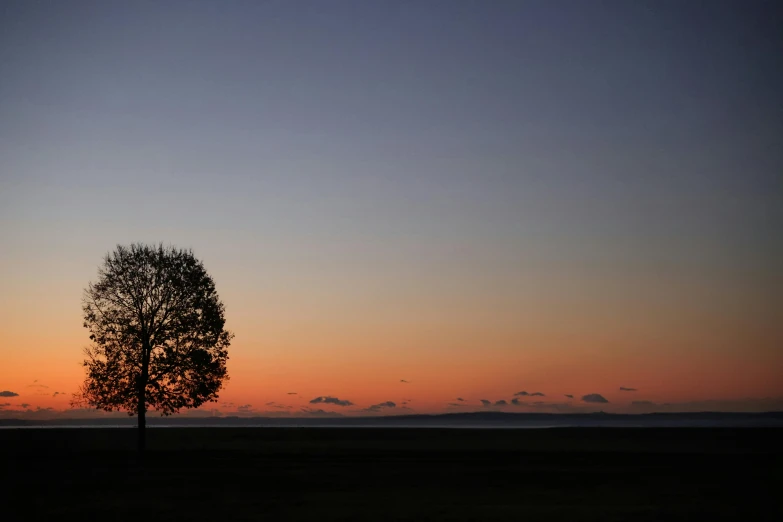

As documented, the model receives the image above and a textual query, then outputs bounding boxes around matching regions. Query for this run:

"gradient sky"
[1,0,782,417]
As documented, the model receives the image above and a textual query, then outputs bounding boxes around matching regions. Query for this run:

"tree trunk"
[138,340,150,454]
[137,388,146,453]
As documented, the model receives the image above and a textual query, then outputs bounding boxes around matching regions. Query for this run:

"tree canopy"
[75,243,232,448]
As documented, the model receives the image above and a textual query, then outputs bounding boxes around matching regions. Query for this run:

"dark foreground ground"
[1,428,780,521]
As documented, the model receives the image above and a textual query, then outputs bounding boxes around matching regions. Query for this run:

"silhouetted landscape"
[2,426,780,521]
[2,411,783,428]
[2,1,781,520]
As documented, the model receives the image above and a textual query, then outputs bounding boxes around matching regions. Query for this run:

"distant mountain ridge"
[2,411,782,427]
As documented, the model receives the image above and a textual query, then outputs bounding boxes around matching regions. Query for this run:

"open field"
[2,427,780,521]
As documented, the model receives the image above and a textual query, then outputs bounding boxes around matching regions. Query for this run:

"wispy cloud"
[494,400,507,406]
[309,396,354,407]
[0,391,19,397]
[287,392,298,395]
[582,394,609,404]
[455,397,465,402]
[364,401,396,412]
[509,399,585,412]
[301,408,343,417]
[514,391,529,397]
[27,384,48,389]
[237,404,253,412]
[480,399,491,407]
[526,402,593,413]
[400,379,410,383]
[530,392,545,397]
[564,394,574,399]
[619,387,638,392]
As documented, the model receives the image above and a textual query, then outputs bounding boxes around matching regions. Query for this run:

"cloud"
[401,401,408,405]
[261,401,290,409]
[448,403,462,407]
[620,387,638,392]
[510,398,587,411]
[0,406,129,421]
[0,403,10,408]
[480,399,491,407]
[301,408,343,417]
[565,394,574,399]
[364,401,396,413]
[508,399,587,413]
[514,391,529,396]
[309,396,354,407]
[582,394,609,404]
[237,404,253,412]
[400,379,410,383]
[456,397,465,402]
[530,401,593,413]
[530,392,545,397]
[287,392,297,395]
[27,384,48,389]
[53,391,65,397]
[494,400,507,406]
[0,391,19,397]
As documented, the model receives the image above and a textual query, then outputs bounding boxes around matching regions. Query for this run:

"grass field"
[2,427,780,521]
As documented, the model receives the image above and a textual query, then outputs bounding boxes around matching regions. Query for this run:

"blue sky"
[1,1,781,413]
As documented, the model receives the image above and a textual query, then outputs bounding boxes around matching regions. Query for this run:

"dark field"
[2,428,780,521]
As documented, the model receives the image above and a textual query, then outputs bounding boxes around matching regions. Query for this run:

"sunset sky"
[1,1,781,418]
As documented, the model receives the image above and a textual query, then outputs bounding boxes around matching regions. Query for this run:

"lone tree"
[75,243,232,451]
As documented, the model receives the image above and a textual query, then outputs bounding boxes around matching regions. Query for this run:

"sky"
[1,0,782,418]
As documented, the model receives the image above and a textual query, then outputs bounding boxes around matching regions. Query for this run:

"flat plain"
[1,427,780,521]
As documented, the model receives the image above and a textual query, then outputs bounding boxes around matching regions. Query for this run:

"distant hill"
[2,411,782,428]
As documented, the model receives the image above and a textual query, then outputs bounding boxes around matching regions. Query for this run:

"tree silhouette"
[75,243,232,451]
